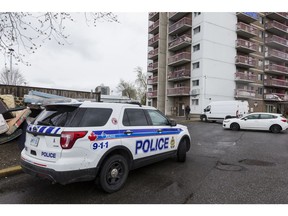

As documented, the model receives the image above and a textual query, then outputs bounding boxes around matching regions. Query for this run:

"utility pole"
[8,48,14,85]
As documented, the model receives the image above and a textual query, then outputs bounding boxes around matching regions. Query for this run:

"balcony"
[168,68,191,81]
[265,35,288,49]
[169,12,189,21]
[265,20,288,36]
[147,62,158,72]
[147,76,158,85]
[235,89,257,99]
[265,49,288,63]
[236,39,257,53]
[148,48,158,60]
[236,22,258,38]
[265,12,288,22]
[168,52,191,66]
[148,20,159,34]
[264,93,288,101]
[264,63,288,76]
[168,34,192,51]
[264,78,288,89]
[167,87,190,96]
[169,17,192,35]
[235,71,257,83]
[236,12,259,23]
[148,34,159,47]
[147,90,157,98]
[149,12,159,22]
[235,55,257,68]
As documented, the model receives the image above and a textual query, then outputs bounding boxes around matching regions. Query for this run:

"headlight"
[223,120,230,123]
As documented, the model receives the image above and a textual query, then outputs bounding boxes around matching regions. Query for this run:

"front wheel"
[177,139,187,162]
[200,115,207,122]
[99,154,129,193]
[230,123,240,131]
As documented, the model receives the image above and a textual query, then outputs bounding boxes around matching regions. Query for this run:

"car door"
[241,113,260,129]
[258,114,276,130]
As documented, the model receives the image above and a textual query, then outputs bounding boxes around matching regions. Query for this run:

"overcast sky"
[1,12,148,94]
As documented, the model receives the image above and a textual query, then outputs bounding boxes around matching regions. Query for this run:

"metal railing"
[169,17,192,33]
[167,87,190,96]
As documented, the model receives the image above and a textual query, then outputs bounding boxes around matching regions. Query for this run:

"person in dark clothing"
[185,105,191,120]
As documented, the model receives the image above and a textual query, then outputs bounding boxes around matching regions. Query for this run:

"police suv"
[21,101,191,193]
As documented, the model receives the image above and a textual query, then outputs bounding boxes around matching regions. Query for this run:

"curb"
[0,165,22,178]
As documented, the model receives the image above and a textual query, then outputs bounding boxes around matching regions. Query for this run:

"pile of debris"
[0,95,31,145]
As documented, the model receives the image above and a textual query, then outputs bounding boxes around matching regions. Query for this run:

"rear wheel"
[270,125,281,133]
[177,139,187,162]
[99,154,129,193]
[230,123,240,131]
[200,115,207,122]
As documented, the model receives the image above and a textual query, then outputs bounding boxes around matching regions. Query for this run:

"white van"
[200,100,249,122]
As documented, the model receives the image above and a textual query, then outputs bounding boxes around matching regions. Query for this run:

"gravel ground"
[0,140,22,170]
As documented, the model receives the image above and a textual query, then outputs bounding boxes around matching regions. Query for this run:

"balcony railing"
[168,69,191,81]
[265,12,288,22]
[147,90,157,98]
[148,20,159,34]
[235,71,257,82]
[236,22,258,38]
[264,93,288,101]
[149,12,159,21]
[264,78,288,88]
[235,89,257,99]
[236,12,259,23]
[147,62,158,72]
[147,76,158,85]
[265,20,288,35]
[235,55,257,68]
[167,87,190,96]
[148,48,158,59]
[264,63,288,75]
[236,39,257,53]
[148,34,159,47]
[169,17,192,35]
[168,34,192,51]
[265,49,288,63]
[168,52,191,66]
[265,35,288,49]
[169,12,189,21]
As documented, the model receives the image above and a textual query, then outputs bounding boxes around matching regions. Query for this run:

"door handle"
[124,130,133,135]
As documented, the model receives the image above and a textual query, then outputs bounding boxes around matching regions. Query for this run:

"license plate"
[30,136,39,147]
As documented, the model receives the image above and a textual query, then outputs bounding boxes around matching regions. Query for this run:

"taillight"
[60,131,87,149]
[281,119,287,123]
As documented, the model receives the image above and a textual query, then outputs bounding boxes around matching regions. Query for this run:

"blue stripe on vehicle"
[38,126,47,133]
[54,127,61,134]
[45,127,55,134]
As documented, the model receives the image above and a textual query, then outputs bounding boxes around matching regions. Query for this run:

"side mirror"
[169,119,177,127]
[242,117,247,121]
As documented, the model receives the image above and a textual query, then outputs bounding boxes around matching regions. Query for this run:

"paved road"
[0,122,287,204]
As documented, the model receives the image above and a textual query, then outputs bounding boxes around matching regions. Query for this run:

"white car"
[223,112,288,133]
[21,101,191,193]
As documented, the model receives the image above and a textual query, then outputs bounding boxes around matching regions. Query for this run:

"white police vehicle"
[21,101,191,193]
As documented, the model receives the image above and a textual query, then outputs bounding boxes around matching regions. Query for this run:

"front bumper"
[21,158,98,185]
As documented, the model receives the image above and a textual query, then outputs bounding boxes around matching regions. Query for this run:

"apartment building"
[147,12,288,117]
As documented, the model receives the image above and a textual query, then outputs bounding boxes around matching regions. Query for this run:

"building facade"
[147,12,288,117]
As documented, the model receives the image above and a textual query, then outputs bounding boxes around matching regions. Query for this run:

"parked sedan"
[223,112,288,133]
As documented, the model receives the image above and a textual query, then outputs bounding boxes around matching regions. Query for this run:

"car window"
[122,108,149,126]
[77,108,112,127]
[246,114,260,120]
[146,109,169,126]
[259,114,277,119]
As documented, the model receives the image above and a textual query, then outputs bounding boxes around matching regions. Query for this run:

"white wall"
[191,12,237,114]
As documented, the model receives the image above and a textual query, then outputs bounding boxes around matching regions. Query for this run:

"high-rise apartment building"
[147,12,288,117]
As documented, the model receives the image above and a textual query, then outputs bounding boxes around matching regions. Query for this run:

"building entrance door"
[178,103,184,116]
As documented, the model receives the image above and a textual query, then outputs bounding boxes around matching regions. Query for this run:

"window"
[258,59,263,67]
[260,114,276,119]
[193,62,200,69]
[192,79,199,86]
[258,74,263,81]
[192,99,199,105]
[193,26,201,35]
[77,108,113,127]
[259,45,264,53]
[193,44,200,52]
[246,114,260,120]
[259,16,264,24]
[194,12,201,17]
[146,110,169,126]
[123,109,148,126]
[259,30,264,38]
[257,87,263,95]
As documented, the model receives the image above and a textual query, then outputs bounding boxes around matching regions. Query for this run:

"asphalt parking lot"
[0,120,288,204]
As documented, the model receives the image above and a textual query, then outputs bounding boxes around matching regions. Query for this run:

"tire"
[177,139,187,162]
[230,123,240,131]
[270,125,281,134]
[99,154,129,193]
[200,115,207,122]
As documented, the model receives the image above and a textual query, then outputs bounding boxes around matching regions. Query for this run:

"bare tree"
[134,66,147,105]
[0,12,119,65]
[117,79,137,100]
[0,68,26,85]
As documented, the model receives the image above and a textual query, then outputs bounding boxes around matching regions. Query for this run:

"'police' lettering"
[135,137,169,154]
[41,151,56,158]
